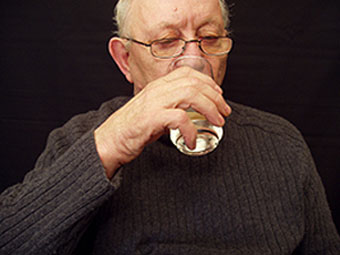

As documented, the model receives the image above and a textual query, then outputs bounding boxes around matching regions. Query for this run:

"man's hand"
[94,66,231,178]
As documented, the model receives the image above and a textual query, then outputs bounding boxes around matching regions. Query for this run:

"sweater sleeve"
[297,143,340,254]
[0,109,122,254]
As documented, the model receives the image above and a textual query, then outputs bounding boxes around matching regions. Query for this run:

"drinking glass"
[169,56,223,156]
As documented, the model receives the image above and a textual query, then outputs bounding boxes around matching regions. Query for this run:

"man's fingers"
[181,93,225,127]
[158,76,230,123]
[163,66,223,95]
[94,64,232,175]
[159,109,197,149]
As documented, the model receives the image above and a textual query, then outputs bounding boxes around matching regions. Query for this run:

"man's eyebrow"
[156,18,223,29]
[147,19,224,39]
[155,21,181,31]
[198,20,225,31]
[146,21,181,39]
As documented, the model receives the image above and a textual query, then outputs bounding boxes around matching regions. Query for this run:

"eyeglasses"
[121,36,233,59]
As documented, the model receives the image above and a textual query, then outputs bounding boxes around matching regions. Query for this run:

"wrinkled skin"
[95,0,231,178]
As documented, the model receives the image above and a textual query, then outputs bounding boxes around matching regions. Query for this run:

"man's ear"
[108,37,133,83]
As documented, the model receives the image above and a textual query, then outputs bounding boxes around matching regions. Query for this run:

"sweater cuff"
[74,129,123,193]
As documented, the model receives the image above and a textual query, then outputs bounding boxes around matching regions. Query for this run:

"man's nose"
[182,40,202,57]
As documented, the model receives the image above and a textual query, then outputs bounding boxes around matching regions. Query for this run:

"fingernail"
[218,114,225,126]
[216,85,223,94]
[225,104,232,116]
[188,139,196,150]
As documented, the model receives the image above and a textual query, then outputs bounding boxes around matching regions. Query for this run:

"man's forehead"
[128,0,223,37]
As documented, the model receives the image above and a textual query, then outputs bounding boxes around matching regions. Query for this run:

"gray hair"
[114,0,230,36]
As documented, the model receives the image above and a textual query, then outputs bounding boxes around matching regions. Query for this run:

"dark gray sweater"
[1,97,339,254]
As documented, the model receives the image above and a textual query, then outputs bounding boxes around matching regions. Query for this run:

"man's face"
[125,0,228,94]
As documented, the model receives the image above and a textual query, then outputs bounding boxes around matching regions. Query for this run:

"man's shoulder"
[99,96,132,113]
[67,96,131,127]
[48,96,131,143]
[227,101,303,142]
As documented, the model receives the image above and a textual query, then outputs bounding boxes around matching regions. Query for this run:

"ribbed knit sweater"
[1,96,339,255]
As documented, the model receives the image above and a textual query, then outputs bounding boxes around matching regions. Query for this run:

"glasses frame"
[121,36,232,59]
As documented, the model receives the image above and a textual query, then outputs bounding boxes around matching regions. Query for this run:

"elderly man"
[1,0,339,254]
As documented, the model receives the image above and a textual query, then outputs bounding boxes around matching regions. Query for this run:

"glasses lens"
[201,37,232,55]
[151,39,184,58]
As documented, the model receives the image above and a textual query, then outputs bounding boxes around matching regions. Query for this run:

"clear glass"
[168,56,223,156]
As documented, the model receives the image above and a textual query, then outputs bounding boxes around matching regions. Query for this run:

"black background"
[1,0,339,232]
